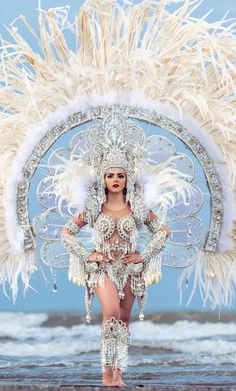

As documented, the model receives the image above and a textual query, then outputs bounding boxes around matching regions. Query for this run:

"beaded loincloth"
[84,257,147,322]
[85,257,145,299]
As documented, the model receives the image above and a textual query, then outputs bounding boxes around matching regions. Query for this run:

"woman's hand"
[123,252,142,264]
[88,251,109,263]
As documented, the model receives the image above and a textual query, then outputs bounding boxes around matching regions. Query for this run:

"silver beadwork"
[64,217,81,235]
[141,230,167,263]
[100,317,130,372]
[63,211,147,321]
[141,229,167,286]
[93,212,143,300]
[23,105,225,322]
[85,286,94,323]
[61,235,90,285]
[17,105,223,254]
[84,111,147,225]
[146,217,163,234]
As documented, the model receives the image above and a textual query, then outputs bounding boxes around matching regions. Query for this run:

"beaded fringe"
[100,317,130,372]
[142,253,163,286]
[68,255,86,286]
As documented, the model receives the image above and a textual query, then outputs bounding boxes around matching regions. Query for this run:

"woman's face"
[104,168,127,194]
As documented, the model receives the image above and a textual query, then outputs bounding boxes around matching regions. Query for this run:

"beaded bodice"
[93,212,139,260]
[63,207,166,320]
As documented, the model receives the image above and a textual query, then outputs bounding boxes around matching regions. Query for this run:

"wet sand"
[0,386,236,390]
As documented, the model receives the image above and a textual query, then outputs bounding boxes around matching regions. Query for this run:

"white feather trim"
[4,90,234,252]
[139,156,196,221]
[0,250,36,302]
[139,173,160,209]
[50,160,90,214]
[0,0,235,301]
[177,250,236,309]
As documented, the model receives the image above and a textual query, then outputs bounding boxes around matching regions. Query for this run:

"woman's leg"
[95,274,121,386]
[95,275,136,387]
[112,277,135,386]
[95,273,121,324]
[120,277,135,327]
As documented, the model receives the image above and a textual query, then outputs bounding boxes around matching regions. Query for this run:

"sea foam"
[0,312,235,365]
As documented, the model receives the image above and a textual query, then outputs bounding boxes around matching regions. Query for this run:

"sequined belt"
[85,259,143,299]
[85,259,143,275]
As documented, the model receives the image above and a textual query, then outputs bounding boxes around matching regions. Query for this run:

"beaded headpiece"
[84,111,147,224]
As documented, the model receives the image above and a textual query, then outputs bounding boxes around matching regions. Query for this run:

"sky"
[0,0,235,315]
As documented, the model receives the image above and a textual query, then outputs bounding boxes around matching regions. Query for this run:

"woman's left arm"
[123,211,169,269]
[141,210,170,286]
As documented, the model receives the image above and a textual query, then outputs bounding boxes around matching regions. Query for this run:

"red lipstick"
[112,184,119,188]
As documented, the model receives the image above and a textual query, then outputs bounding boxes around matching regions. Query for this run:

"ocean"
[0,311,235,389]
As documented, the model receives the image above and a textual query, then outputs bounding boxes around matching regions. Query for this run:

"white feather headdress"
[0,0,235,308]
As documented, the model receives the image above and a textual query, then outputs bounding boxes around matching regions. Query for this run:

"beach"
[0,311,235,390]
[0,386,236,390]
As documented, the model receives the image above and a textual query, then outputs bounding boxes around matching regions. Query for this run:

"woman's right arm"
[61,213,109,285]
[61,213,91,286]
[61,213,109,263]
[61,212,87,236]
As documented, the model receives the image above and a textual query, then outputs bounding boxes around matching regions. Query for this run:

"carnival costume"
[0,0,236,375]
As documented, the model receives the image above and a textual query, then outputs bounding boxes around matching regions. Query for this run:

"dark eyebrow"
[106,172,125,175]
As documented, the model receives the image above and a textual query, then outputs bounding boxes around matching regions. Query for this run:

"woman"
[61,164,170,387]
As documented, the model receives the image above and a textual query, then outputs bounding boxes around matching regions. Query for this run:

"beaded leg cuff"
[100,317,130,372]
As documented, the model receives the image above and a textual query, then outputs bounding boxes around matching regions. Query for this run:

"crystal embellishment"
[16,105,224,253]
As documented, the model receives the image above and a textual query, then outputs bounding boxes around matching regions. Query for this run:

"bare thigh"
[95,273,121,324]
[95,273,135,327]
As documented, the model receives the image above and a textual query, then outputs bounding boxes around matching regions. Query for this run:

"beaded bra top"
[93,211,139,261]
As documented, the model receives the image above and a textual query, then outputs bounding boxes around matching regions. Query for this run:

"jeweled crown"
[85,110,147,180]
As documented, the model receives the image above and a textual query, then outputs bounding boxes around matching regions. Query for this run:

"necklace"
[103,201,128,212]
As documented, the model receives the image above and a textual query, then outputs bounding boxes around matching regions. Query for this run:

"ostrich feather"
[178,250,236,310]
[49,159,90,215]
[139,157,196,221]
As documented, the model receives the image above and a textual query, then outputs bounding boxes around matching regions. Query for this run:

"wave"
[130,320,236,341]
[0,312,99,341]
[0,312,235,365]
[0,340,99,356]
[1,313,236,343]
[0,339,235,365]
